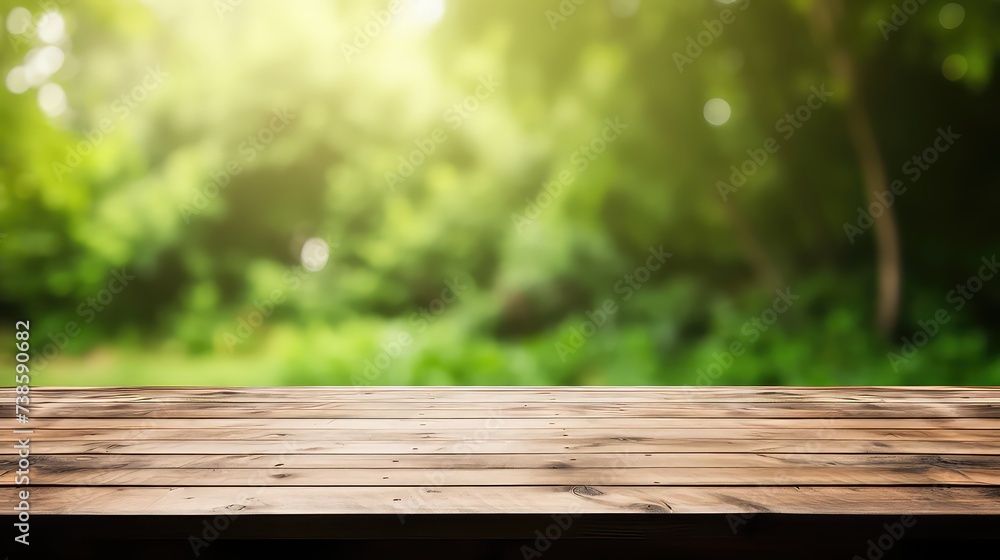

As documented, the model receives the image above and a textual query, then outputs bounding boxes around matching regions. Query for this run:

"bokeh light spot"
[37,82,67,117]
[24,46,65,85]
[301,237,330,272]
[703,98,731,126]
[37,11,65,43]
[5,6,32,34]
[5,66,29,94]
[610,0,640,18]
[939,3,965,29]
[403,0,445,27]
[942,54,968,81]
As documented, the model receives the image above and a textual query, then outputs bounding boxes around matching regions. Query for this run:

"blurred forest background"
[1,0,999,386]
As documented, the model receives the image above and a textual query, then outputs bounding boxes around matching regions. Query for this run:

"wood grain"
[4,452,997,470]
[6,401,1000,418]
[5,416,1000,429]
[16,438,1000,455]
[17,427,1000,441]
[28,466,1000,486]
[7,485,1000,515]
[1,386,998,518]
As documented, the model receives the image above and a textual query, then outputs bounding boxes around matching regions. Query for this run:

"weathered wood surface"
[2,386,999,516]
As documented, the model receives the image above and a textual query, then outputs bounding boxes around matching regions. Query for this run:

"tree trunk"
[811,0,902,338]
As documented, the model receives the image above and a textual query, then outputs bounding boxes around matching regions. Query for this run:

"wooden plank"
[8,452,996,471]
[19,427,1000,442]
[8,401,1000,418]
[7,416,1000,430]
[20,438,1000,455]
[3,386,997,523]
[6,485,1000,515]
[27,466,1000,486]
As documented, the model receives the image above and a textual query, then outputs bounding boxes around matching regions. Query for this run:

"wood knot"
[572,486,603,497]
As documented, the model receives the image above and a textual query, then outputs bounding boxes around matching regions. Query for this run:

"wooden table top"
[3,386,1000,516]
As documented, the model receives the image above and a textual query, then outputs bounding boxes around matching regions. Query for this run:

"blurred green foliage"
[1,0,999,386]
